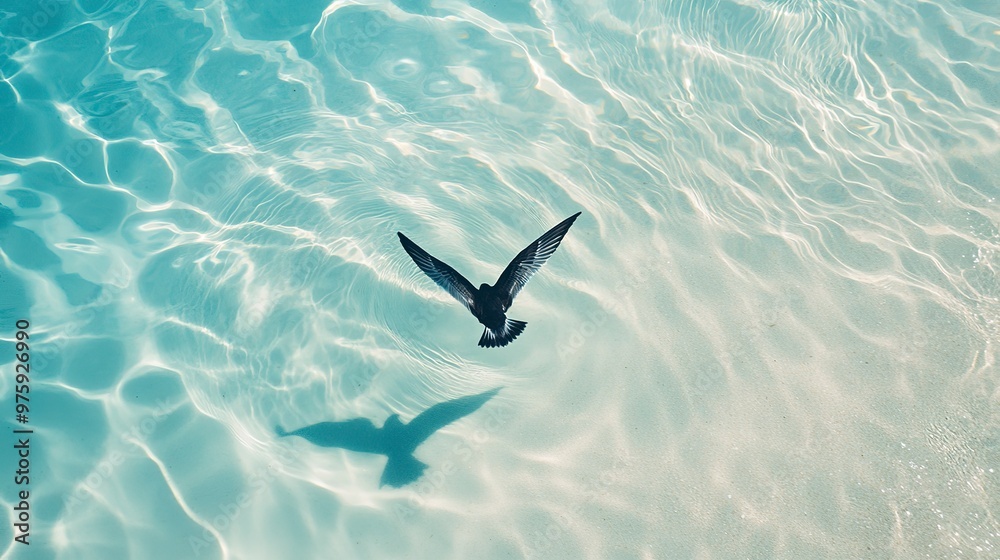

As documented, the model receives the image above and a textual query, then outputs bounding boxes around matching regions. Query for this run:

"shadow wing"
[404,388,501,446]
[278,419,384,454]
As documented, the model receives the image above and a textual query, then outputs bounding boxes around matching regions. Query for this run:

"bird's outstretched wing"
[494,212,581,307]
[404,388,501,447]
[398,232,477,311]
[277,419,384,454]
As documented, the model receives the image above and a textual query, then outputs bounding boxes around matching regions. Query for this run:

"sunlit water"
[0,0,998,558]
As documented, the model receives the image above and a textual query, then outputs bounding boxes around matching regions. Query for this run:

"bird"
[276,388,500,487]
[397,211,581,348]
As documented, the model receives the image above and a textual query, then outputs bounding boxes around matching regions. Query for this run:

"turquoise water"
[1,0,998,558]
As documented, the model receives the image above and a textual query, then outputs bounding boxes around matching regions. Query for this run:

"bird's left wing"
[398,232,477,312]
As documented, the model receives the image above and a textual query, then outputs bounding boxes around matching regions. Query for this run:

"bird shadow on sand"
[277,388,501,487]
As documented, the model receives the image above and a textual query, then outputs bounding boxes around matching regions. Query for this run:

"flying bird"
[277,388,500,487]
[398,211,581,348]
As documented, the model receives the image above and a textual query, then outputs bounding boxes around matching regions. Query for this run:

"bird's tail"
[380,453,429,488]
[275,425,289,437]
[479,319,528,348]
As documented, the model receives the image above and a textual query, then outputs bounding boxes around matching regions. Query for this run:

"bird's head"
[479,283,491,292]
[383,414,404,431]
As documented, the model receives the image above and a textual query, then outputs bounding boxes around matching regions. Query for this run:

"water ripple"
[0,0,997,558]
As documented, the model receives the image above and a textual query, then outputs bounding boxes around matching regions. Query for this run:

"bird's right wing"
[404,388,501,446]
[398,232,477,312]
[494,212,581,306]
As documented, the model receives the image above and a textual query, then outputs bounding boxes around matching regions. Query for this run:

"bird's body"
[398,212,581,348]
[475,283,507,328]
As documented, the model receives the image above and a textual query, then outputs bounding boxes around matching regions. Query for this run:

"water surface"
[0,0,998,558]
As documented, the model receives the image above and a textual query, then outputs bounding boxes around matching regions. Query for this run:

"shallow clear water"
[0,0,998,558]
